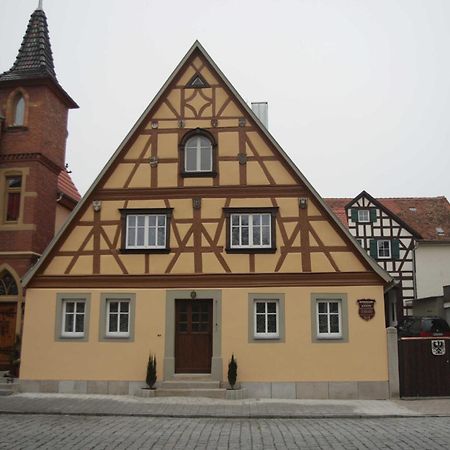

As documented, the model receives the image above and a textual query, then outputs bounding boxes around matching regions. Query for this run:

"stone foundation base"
[18,380,389,399]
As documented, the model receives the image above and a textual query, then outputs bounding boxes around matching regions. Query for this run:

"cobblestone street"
[0,415,449,449]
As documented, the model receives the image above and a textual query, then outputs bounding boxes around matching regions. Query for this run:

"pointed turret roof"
[0,5,78,108]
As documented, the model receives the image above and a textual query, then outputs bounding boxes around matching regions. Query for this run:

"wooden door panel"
[0,303,17,368]
[175,299,212,373]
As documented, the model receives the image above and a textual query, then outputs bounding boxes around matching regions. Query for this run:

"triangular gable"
[23,41,391,285]
[346,191,423,239]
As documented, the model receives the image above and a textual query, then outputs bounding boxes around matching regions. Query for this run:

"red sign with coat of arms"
[357,299,376,321]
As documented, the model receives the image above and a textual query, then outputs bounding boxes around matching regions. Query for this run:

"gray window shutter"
[370,208,377,222]
[369,240,378,258]
[351,209,358,222]
[392,239,400,259]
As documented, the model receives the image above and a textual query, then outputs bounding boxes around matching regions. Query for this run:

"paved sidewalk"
[0,393,450,418]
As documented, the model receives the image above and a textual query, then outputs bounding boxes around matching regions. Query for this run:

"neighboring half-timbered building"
[326,192,450,323]
[20,42,394,399]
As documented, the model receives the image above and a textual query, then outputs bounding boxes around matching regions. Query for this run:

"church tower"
[0,3,80,371]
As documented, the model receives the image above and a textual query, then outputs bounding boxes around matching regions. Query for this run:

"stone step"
[172,374,213,381]
[160,380,220,389]
[156,388,227,399]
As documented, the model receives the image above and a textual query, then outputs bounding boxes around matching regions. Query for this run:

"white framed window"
[126,214,166,249]
[231,213,271,248]
[254,299,279,338]
[184,135,212,172]
[106,299,130,337]
[120,208,172,253]
[316,299,342,339]
[377,240,391,259]
[62,299,86,338]
[358,209,370,222]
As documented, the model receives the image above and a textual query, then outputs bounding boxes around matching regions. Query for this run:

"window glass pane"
[120,302,129,313]
[329,302,339,314]
[157,215,165,226]
[200,147,211,171]
[256,303,265,314]
[148,215,156,226]
[185,147,197,171]
[330,315,340,333]
[65,314,74,333]
[137,227,145,246]
[65,302,74,313]
[14,96,25,125]
[231,227,240,246]
[137,216,145,227]
[262,226,270,246]
[128,216,136,227]
[318,315,328,333]
[267,314,277,333]
[109,314,118,332]
[256,315,266,333]
[157,227,165,246]
[109,302,118,313]
[127,228,136,247]
[253,226,261,245]
[261,214,270,226]
[75,314,84,333]
[241,215,249,226]
[76,302,85,313]
[253,215,261,225]
[231,215,239,226]
[318,302,327,314]
[267,302,277,314]
[7,176,21,188]
[148,228,156,246]
[241,226,249,245]
[119,314,129,332]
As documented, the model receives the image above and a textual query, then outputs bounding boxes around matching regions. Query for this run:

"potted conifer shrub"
[146,354,157,389]
[227,354,237,389]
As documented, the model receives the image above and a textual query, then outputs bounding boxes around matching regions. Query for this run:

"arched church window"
[13,94,25,126]
[0,271,19,296]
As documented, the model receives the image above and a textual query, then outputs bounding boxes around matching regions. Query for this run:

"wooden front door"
[0,303,17,369]
[175,299,212,373]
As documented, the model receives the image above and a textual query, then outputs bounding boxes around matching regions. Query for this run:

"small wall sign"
[431,340,445,356]
[357,299,376,321]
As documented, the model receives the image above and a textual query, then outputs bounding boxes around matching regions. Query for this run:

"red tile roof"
[325,196,450,241]
[57,170,81,203]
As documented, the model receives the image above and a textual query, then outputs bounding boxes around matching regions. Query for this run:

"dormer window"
[13,94,25,126]
[180,129,217,178]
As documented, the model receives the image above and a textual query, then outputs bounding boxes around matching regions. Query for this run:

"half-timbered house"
[326,192,450,324]
[20,42,394,399]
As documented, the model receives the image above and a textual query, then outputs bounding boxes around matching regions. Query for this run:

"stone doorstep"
[160,380,221,389]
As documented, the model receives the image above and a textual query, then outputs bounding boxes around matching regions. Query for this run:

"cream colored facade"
[21,43,391,398]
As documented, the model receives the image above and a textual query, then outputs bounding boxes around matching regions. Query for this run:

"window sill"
[181,171,217,178]
[226,247,277,254]
[103,335,131,341]
[120,248,171,254]
[253,335,280,340]
[315,335,343,340]
[5,125,28,132]
[59,335,86,340]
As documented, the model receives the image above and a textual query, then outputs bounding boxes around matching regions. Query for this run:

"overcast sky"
[1,0,450,199]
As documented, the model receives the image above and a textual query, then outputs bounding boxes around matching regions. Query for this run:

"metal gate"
[398,337,450,397]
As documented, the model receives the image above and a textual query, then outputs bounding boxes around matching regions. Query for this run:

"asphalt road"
[0,415,449,449]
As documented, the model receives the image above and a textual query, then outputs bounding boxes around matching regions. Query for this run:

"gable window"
[106,299,130,337]
[224,207,277,253]
[377,240,391,259]
[120,208,172,253]
[180,129,217,178]
[357,209,370,222]
[4,175,22,222]
[62,299,86,338]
